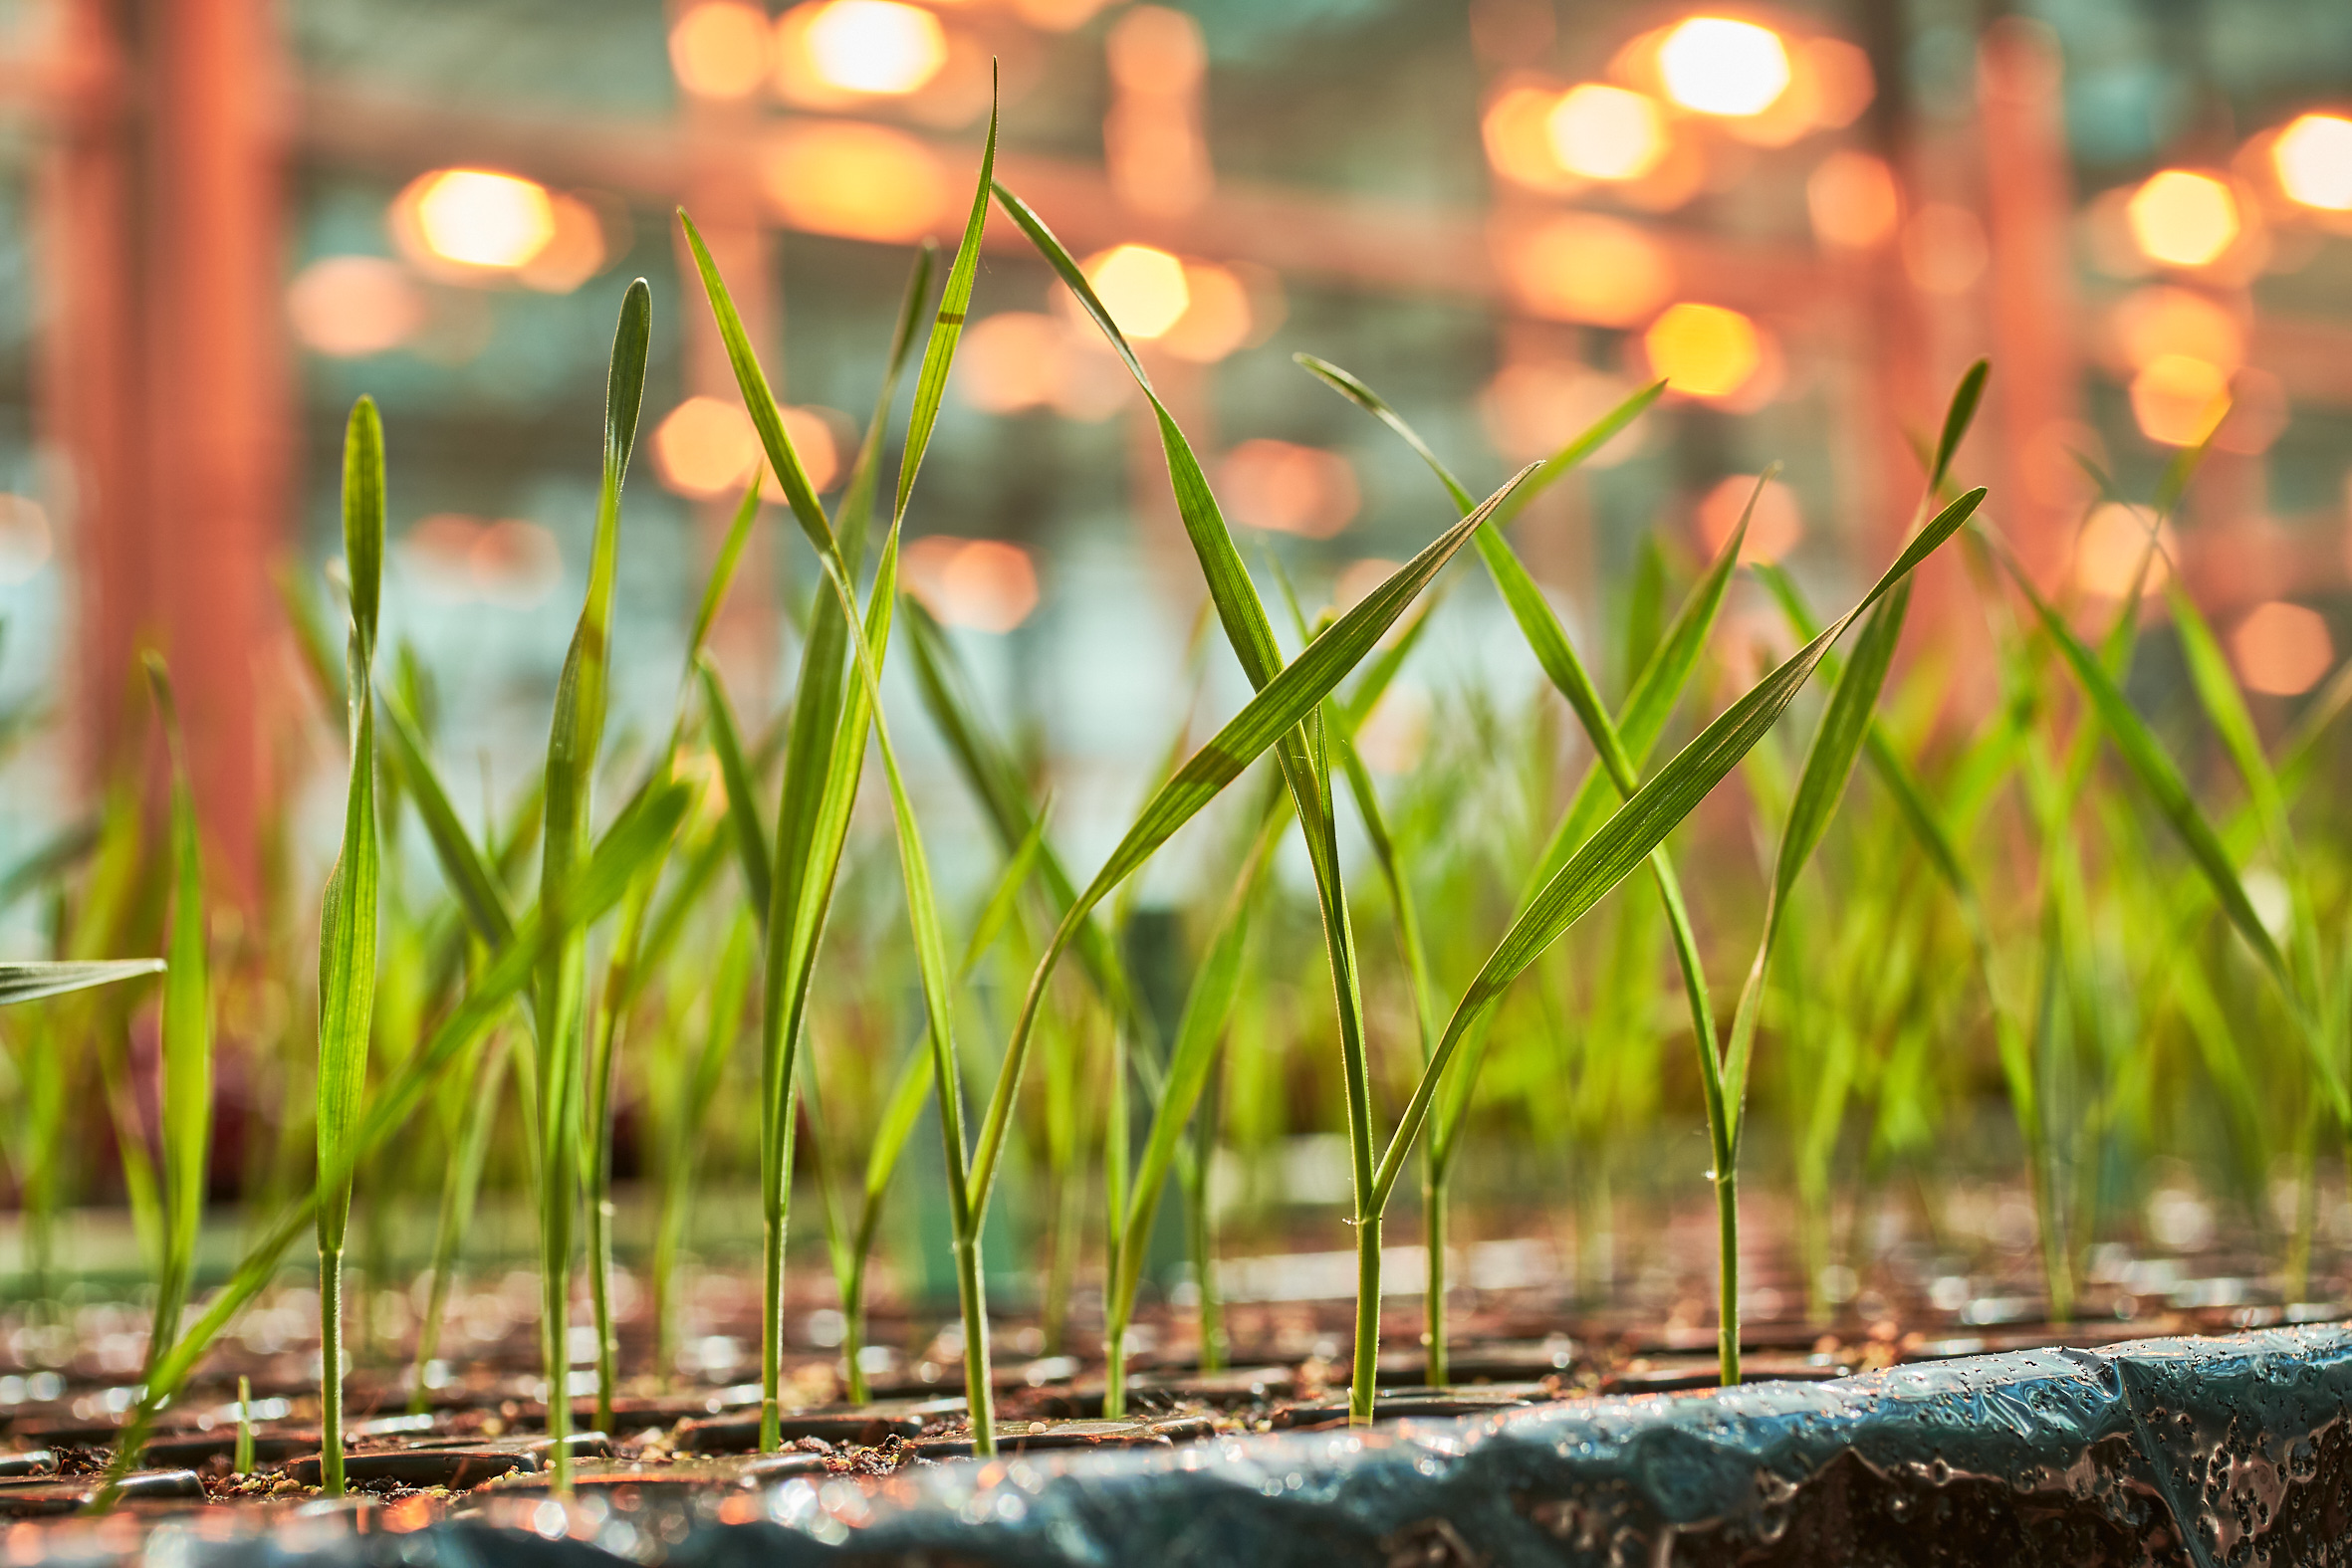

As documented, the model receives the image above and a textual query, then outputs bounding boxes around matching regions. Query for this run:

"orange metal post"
[1979,18,2083,588]
[142,0,288,903]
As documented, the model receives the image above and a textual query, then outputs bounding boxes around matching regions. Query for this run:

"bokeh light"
[2272,112,2352,212]
[1545,85,1667,181]
[904,537,1040,632]
[2129,353,2232,447]
[401,514,563,609]
[1481,361,1650,468]
[1657,18,1790,117]
[1219,440,1360,539]
[1644,302,1764,400]
[653,396,837,500]
[2073,503,2173,597]
[407,169,557,272]
[795,0,946,96]
[669,1,773,100]
[2231,601,2334,696]
[287,257,426,357]
[2126,170,2240,269]
[958,314,1068,414]
[2110,287,2243,373]
[761,121,945,242]
[517,194,609,295]
[1081,245,1191,340]
[1483,85,1585,193]
[1500,213,1673,327]
[1160,262,1254,362]
[1698,475,1802,564]
[1806,150,1900,250]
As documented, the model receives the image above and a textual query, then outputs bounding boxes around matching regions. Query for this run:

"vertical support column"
[146,0,285,903]
[40,0,140,809]
[1978,18,2082,589]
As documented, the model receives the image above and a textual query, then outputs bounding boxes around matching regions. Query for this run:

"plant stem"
[1187,1109,1224,1374]
[320,1243,346,1495]
[760,1103,796,1451]
[1103,1299,1127,1421]
[1350,1215,1381,1422]
[1044,1154,1080,1359]
[952,1232,994,1455]
[234,1377,254,1475]
[842,1254,869,1406]
[1714,1163,1740,1388]
[1422,1163,1447,1388]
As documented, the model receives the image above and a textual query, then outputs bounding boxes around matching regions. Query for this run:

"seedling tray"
[18,1320,2340,1566]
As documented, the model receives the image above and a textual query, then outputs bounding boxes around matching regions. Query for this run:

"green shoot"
[315,395,386,1497]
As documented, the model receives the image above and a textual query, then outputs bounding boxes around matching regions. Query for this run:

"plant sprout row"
[0,92,2337,1499]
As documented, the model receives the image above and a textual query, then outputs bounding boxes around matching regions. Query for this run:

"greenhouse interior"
[0,0,2350,1559]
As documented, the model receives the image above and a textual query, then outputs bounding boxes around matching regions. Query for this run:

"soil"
[3,1259,2342,1556]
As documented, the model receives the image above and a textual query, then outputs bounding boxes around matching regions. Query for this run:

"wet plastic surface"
[133,1324,2352,1565]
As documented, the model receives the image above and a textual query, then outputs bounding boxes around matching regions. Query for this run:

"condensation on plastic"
[180,1325,2352,1568]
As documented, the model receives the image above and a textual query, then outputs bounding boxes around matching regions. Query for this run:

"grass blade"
[314,395,386,1497]
[141,657,210,1362]
[1371,488,1986,1214]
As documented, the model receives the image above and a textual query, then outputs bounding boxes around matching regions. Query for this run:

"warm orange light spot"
[1160,261,1254,362]
[1545,84,1667,181]
[761,121,945,242]
[655,397,762,499]
[1806,150,1899,249]
[795,0,946,96]
[1901,203,1988,296]
[654,397,837,500]
[1482,85,1584,194]
[1082,244,1190,340]
[2273,113,2352,211]
[1800,36,1875,127]
[402,514,563,609]
[1644,303,1763,399]
[409,169,557,271]
[2109,287,2242,373]
[670,1,774,100]
[2073,503,2173,597]
[1480,361,1650,468]
[1105,4,1205,95]
[958,313,1067,413]
[904,536,1040,632]
[472,520,565,609]
[1219,440,1360,539]
[2126,170,2240,268]
[1658,18,1789,116]
[2129,353,2232,447]
[1698,475,1802,564]
[518,194,609,295]
[287,256,426,357]
[2231,600,2334,696]
[1500,213,1673,328]
[1011,0,1112,28]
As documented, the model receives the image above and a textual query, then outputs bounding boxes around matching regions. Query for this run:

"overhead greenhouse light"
[2125,170,2240,269]
[408,169,557,271]
[1657,18,1790,117]
[1545,85,1668,181]
[1081,245,1190,339]
[2272,112,2352,211]
[797,0,947,96]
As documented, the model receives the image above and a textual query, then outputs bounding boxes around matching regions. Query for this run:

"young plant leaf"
[141,657,211,1360]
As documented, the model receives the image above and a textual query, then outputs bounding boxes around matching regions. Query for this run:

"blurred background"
[0,0,2345,914]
